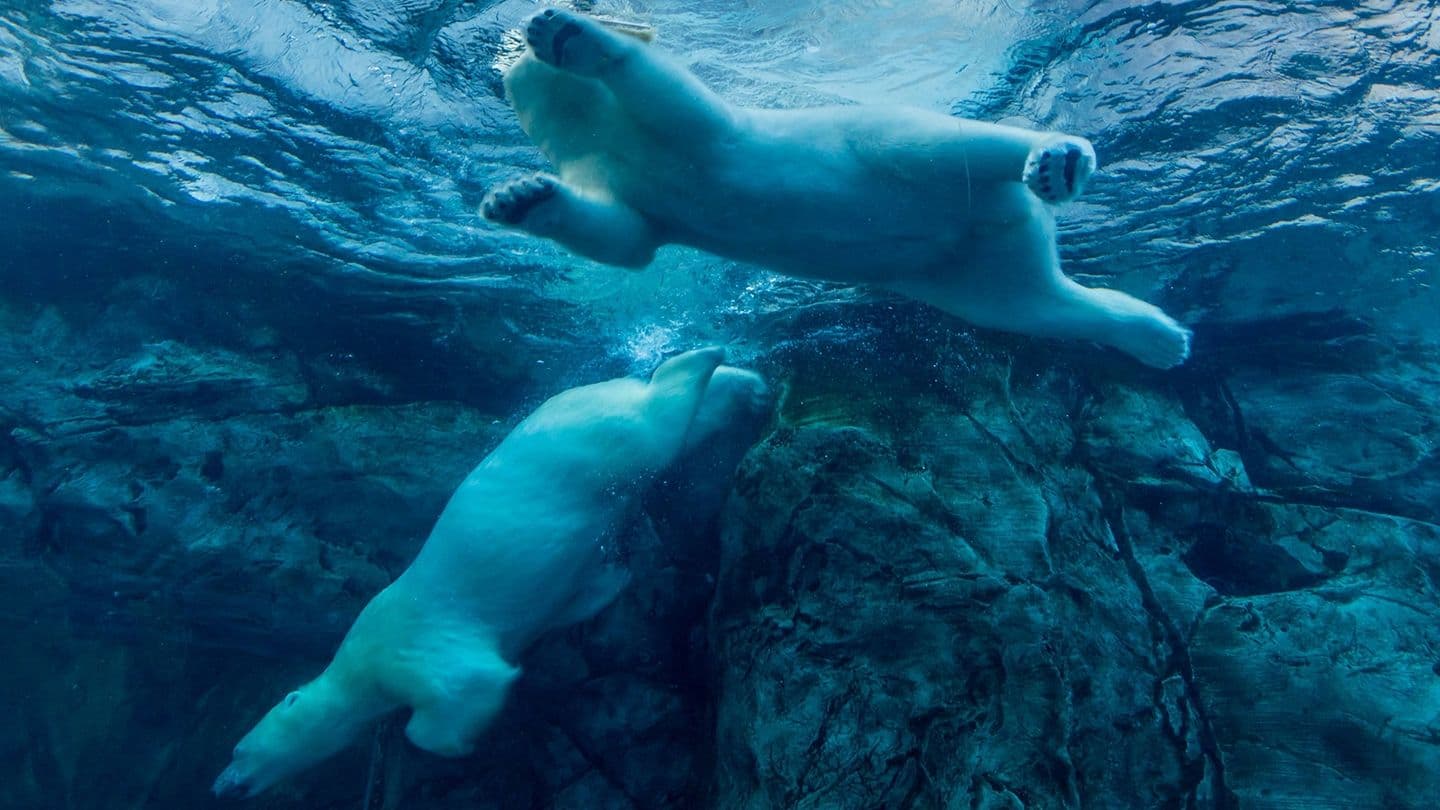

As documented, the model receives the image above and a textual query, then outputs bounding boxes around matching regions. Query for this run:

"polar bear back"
[396,349,722,634]
[398,378,654,618]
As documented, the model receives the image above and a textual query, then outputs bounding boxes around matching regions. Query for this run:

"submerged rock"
[709,398,1212,808]
[706,333,1440,809]
[5,273,1440,808]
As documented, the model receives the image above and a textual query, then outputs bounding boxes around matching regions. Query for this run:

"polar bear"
[482,9,1191,369]
[213,348,745,798]
[659,364,771,538]
[683,364,769,453]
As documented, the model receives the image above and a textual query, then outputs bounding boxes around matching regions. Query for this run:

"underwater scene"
[2,0,1439,807]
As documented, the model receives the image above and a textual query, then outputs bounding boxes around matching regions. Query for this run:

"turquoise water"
[1,1,1438,808]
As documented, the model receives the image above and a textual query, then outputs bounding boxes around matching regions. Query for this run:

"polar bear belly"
[618,132,982,281]
[508,55,1004,282]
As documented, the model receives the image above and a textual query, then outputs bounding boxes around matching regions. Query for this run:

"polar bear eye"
[284,691,300,707]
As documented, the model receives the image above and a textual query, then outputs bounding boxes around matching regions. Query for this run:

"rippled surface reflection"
[2,0,1436,360]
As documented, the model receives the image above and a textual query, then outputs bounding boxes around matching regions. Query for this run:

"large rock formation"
[4,272,1439,808]
[708,321,1440,809]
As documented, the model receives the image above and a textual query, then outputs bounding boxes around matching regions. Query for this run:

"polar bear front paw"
[526,8,616,76]
[481,174,559,226]
[1023,136,1096,204]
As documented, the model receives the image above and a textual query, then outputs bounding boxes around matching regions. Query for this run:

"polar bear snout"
[211,763,255,799]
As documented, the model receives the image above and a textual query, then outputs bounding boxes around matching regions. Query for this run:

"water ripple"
[1,0,1436,355]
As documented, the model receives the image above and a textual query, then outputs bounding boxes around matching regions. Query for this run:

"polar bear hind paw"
[526,8,615,76]
[481,174,559,226]
[1023,136,1096,204]
[1130,315,1192,370]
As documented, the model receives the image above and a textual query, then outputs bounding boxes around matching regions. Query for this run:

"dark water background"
[1,1,1438,808]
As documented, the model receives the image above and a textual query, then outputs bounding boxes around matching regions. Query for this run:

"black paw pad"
[548,22,585,66]
[1062,146,1080,193]
[481,176,558,225]
[526,9,586,68]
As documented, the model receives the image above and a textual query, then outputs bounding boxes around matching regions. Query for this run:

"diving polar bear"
[483,8,1191,369]
[214,349,765,798]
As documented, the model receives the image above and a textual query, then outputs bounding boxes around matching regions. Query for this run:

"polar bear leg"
[405,706,479,758]
[896,115,1046,181]
[925,123,1096,204]
[525,8,735,137]
[1051,282,1192,369]
[839,108,1095,203]
[481,173,658,268]
[684,366,769,453]
[890,275,1190,369]
[404,649,520,757]
[644,346,727,441]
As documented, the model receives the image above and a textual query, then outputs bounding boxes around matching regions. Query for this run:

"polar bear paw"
[481,174,559,226]
[1129,314,1193,370]
[526,8,616,76]
[1023,136,1096,204]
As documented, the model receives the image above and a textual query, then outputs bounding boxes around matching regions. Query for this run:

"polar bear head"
[212,677,360,799]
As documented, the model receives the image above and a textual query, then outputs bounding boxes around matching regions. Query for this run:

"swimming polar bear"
[482,9,1191,368]
[213,348,743,798]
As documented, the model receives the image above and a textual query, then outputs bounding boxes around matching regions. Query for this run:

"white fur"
[213,348,738,798]
[684,365,768,452]
[485,9,1191,368]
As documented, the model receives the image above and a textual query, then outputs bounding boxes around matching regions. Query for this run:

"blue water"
[6,0,1434,363]
[2,1,1439,808]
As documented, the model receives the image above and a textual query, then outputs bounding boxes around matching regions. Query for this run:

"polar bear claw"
[481,174,559,226]
[526,8,615,76]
